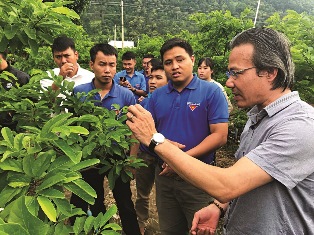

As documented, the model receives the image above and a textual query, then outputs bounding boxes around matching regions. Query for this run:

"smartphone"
[120,77,126,82]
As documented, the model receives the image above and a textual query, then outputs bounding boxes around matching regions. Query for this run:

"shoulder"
[73,82,93,93]
[135,71,145,78]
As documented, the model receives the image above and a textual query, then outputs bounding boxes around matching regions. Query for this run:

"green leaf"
[64,182,95,205]
[28,38,39,56]
[47,156,70,173]
[0,224,28,235]
[70,159,100,171]
[13,133,25,151]
[53,139,82,164]
[52,126,89,135]
[40,113,72,138]
[24,27,36,40]
[39,188,65,199]
[0,187,22,207]
[1,127,14,148]
[52,222,72,235]
[7,196,49,234]
[73,216,86,235]
[7,173,31,188]
[83,216,95,234]
[99,205,118,227]
[4,25,19,40]
[72,179,97,198]
[0,159,23,172]
[52,7,80,19]
[36,174,66,191]
[37,196,57,222]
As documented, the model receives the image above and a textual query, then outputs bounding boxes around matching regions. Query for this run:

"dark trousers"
[70,167,141,235]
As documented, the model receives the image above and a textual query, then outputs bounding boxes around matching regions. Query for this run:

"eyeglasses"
[226,67,256,79]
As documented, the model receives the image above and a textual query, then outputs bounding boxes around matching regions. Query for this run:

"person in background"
[0,50,29,129]
[132,38,229,234]
[141,53,155,93]
[134,60,168,235]
[114,51,146,102]
[40,35,94,90]
[126,28,314,235]
[72,43,141,235]
[0,50,29,90]
[198,57,233,113]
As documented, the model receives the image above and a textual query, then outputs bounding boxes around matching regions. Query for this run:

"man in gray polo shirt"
[125,27,314,234]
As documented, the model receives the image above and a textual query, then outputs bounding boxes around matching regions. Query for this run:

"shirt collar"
[91,78,117,98]
[167,74,198,93]
[248,91,300,125]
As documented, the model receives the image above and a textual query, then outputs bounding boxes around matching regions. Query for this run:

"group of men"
[2,27,314,235]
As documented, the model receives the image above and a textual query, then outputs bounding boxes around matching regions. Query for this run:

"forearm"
[186,132,227,159]
[132,88,147,97]
[154,140,231,202]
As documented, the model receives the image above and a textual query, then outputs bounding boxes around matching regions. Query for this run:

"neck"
[257,88,291,111]
[172,74,194,92]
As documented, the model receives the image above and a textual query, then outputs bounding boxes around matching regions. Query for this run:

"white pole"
[114,24,117,47]
[254,0,261,27]
[121,0,124,48]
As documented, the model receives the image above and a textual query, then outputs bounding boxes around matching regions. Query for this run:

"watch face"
[153,133,165,143]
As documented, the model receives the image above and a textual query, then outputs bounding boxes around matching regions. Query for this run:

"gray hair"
[230,28,295,90]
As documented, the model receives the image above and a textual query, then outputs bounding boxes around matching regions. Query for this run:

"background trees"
[0,0,313,233]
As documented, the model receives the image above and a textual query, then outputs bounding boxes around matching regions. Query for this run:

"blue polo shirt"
[114,70,146,101]
[145,75,229,164]
[73,79,136,111]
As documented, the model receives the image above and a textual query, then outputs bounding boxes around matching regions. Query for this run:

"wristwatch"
[149,133,165,152]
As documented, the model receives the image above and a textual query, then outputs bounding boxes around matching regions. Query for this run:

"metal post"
[254,0,261,27]
[121,0,124,48]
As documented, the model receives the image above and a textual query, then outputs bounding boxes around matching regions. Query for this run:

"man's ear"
[89,61,94,71]
[258,68,278,80]
[191,55,195,65]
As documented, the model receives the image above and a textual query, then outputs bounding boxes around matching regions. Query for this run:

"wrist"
[132,88,136,92]
[210,201,225,218]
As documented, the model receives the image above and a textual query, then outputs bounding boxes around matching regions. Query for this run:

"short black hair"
[90,43,118,62]
[122,51,136,60]
[52,35,76,53]
[143,54,155,59]
[160,38,193,61]
[149,58,163,72]
[198,57,214,69]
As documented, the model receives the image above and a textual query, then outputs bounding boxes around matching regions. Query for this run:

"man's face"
[53,47,78,68]
[142,57,151,71]
[90,51,116,86]
[226,43,270,109]
[123,59,136,74]
[148,69,168,93]
[162,46,194,90]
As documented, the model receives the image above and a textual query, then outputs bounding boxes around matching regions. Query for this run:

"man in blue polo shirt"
[114,51,146,102]
[73,43,141,235]
[143,38,229,234]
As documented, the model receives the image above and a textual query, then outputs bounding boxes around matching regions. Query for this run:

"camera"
[120,77,126,82]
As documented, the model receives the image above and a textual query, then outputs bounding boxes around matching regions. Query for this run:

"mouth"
[149,86,157,91]
[172,72,180,78]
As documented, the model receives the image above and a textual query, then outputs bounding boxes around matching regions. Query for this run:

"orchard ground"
[104,142,238,235]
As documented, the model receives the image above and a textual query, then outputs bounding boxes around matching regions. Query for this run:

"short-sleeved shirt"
[41,64,94,89]
[114,70,146,101]
[224,91,314,234]
[73,79,136,111]
[145,75,229,164]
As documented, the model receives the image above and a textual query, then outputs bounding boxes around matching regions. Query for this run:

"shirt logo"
[6,83,13,89]
[187,102,200,111]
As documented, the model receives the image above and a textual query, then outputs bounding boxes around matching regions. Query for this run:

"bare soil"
[104,142,238,235]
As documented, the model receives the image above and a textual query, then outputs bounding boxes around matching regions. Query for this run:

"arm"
[126,104,272,203]
[186,122,228,159]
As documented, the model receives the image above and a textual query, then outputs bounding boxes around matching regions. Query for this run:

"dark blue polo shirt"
[73,79,136,111]
[145,75,229,164]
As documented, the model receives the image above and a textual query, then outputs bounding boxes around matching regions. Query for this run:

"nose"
[225,77,234,88]
[61,56,67,64]
[172,61,179,70]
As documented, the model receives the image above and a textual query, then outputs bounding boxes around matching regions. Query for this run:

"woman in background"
[198,57,233,113]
